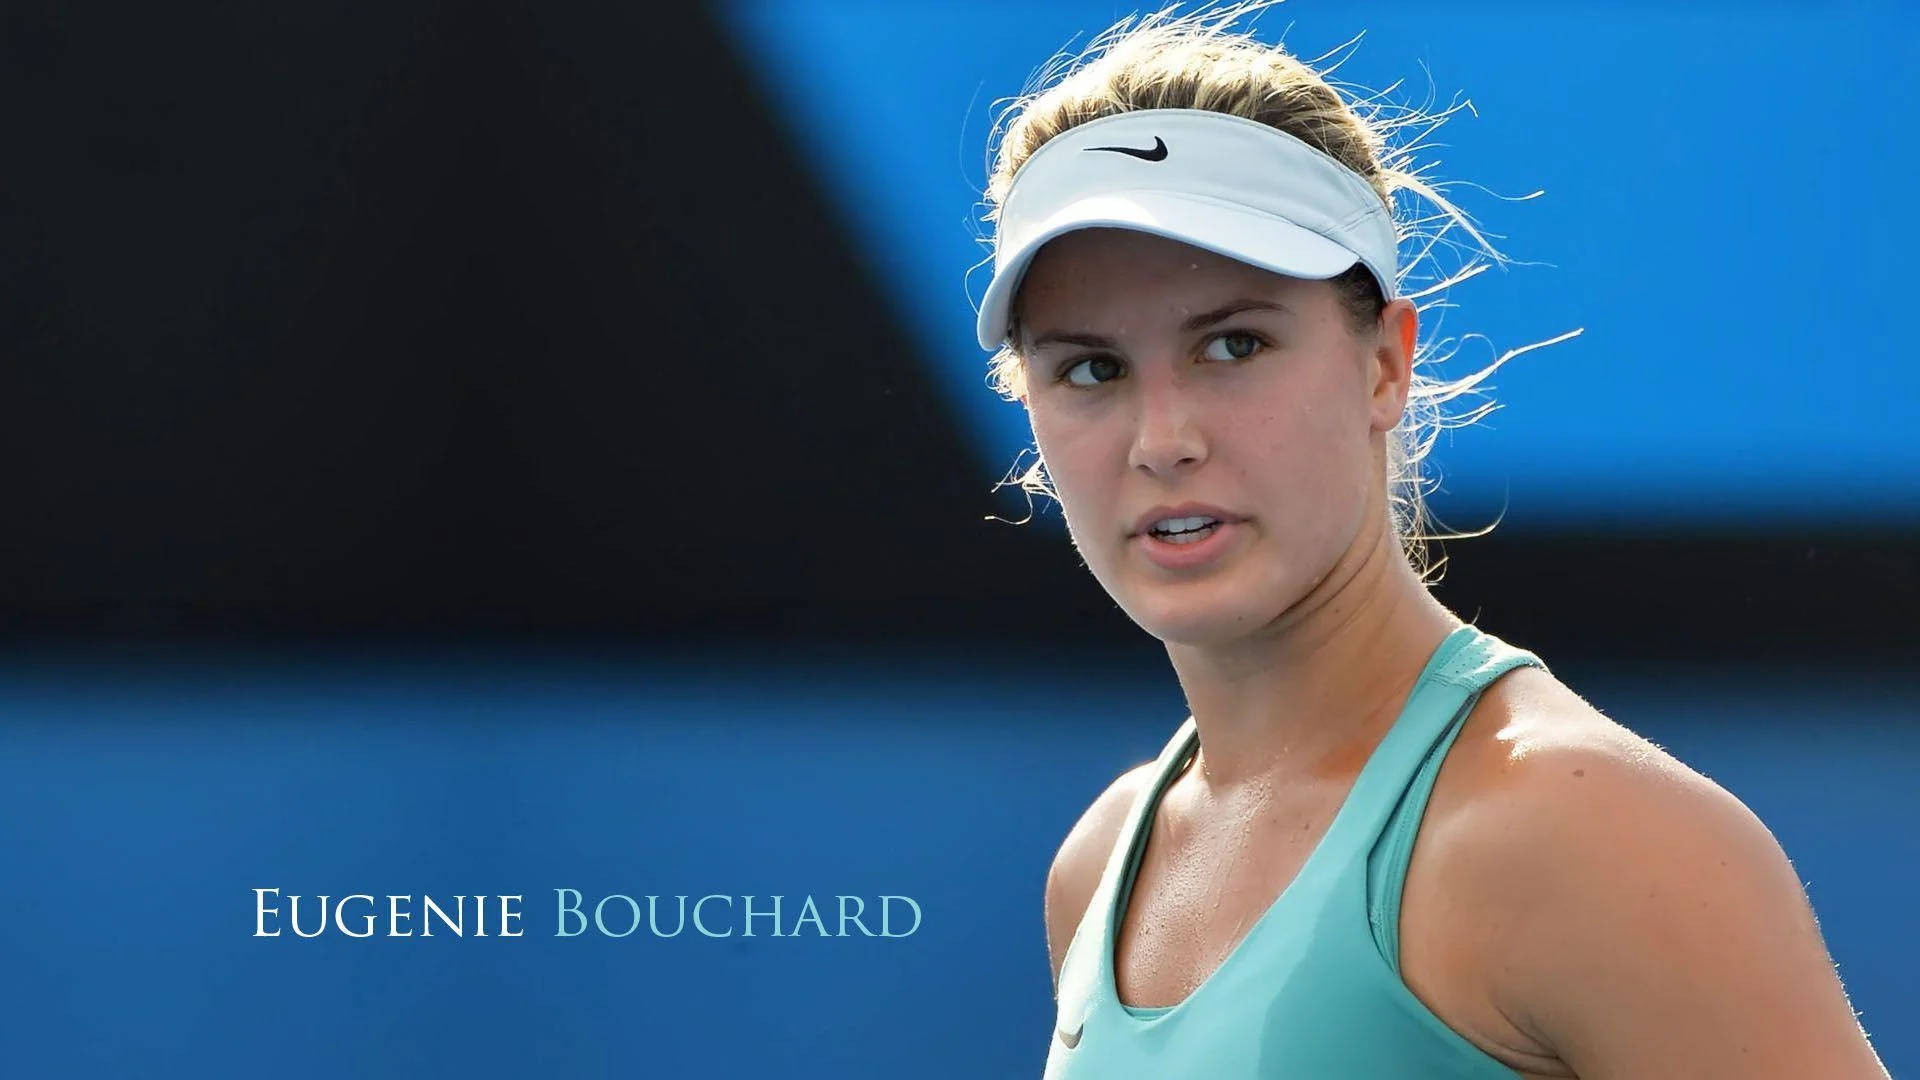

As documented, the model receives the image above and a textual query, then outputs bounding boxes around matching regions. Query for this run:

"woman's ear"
[1368,297,1419,433]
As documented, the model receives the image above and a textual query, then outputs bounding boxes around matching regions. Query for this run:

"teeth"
[1156,524,1217,545]
[1152,515,1220,534]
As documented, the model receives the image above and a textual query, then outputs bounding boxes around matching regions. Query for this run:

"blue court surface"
[1,644,1912,1076]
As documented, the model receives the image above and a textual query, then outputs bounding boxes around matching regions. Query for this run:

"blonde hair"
[976,0,1578,582]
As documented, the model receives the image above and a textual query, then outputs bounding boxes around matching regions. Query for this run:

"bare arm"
[1479,742,1890,1078]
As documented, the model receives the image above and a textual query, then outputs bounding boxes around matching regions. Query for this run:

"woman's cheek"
[1035,416,1116,500]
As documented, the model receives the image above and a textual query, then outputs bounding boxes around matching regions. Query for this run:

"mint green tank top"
[1044,623,1547,1078]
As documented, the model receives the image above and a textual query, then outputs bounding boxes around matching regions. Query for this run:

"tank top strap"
[1053,714,1201,1039]
[1104,714,1202,921]
[1362,626,1550,971]
[1314,624,1541,857]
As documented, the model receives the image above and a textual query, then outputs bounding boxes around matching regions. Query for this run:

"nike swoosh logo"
[1056,1019,1083,1048]
[1083,136,1167,162]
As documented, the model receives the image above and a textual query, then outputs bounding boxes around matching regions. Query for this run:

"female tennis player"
[973,4,1892,1077]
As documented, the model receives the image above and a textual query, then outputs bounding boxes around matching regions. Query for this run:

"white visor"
[975,109,1398,350]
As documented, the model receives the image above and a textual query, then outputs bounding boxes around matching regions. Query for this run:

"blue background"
[2,647,1914,1075]
[722,0,1916,531]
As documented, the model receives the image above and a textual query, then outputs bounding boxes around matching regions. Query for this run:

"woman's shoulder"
[1442,661,1670,796]
[1422,662,1767,900]
[1407,664,1873,1074]
[1433,661,1735,838]
[1042,758,1161,991]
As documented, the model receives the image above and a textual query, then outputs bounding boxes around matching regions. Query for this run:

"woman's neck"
[1163,521,1463,794]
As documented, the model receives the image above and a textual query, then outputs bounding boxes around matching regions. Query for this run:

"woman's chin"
[1124,593,1278,647]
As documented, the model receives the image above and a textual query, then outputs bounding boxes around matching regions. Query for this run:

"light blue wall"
[720,1,1918,531]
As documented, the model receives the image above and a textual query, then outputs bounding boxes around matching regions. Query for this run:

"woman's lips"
[1134,519,1242,569]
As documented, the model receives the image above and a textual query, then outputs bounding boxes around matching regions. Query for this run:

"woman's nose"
[1127,376,1206,476]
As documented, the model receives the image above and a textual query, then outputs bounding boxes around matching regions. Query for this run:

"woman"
[972,4,1891,1077]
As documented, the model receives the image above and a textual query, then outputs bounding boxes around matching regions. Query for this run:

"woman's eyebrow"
[1027,299,1289,350]
[1182,298,1290,330]
[1027,330,1115,350]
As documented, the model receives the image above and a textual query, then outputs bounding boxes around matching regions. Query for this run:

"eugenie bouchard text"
[251,888,922,939]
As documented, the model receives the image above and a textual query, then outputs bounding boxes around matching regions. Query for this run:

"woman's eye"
[1060,355,1123,387]
[1203,331,1264,363]
[1056,333,1261,387]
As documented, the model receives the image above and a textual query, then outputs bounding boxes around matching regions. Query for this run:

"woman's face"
[1015,228,1409,647]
